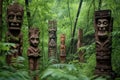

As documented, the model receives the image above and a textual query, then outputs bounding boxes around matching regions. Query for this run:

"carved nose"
[34,40,38,44]
[99,27,106,31]
[99,24,104,27]
[34,43,37,45]
[13,17,17,22]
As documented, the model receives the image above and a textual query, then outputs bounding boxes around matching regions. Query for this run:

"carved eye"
[36,38,39,41]
[103,21,108,25]
[8,15,14,19]
[97,21,101,25]
[31,38,35,41]
[17,15,22,20]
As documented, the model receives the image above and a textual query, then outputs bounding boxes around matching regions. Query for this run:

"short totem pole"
[27,28,40,80]
[77,29,84,62]
[48,20,57,62]
[60,34,66,63]
[94,10,115,78]
[6,3,24,65]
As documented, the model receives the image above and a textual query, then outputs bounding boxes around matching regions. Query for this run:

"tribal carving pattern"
[48,20,57,60]
[60,34,66,63]
[94,10,114,78]
[6,3,24,65]
[28,28,40,71]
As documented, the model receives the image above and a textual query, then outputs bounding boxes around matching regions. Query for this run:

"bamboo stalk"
[68,0,83,54]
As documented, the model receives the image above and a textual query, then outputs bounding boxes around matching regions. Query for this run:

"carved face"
[8,12,23,29]
[97,19,109,36]
[61,34,65,44]
[49,30,56,39]
[30,34,39,47]
[7,3,24,30]
[49,39,56,47]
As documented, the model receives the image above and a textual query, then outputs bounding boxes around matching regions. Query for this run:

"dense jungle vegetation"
[0,0,120,80]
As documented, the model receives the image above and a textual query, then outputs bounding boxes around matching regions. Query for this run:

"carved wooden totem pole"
[77,29,84,62]
[6,3,24,65]
[48,20,57,62]
[28,28,40,80]
[60,34,66,63]
[94,10,115,78]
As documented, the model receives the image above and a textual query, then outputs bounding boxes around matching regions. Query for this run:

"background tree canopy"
[0,0,120,80]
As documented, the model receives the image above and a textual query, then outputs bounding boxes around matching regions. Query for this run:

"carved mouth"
[98,27,108,36]
[9,22,21,29]
[98,32,108,36]
[11,23,19,26]
[33,43,38,47]
[34,43,38,45]
[9,29,20,37]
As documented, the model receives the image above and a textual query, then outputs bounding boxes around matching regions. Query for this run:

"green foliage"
[0,68,30,80]
[0,56,30,80]
[0,0,120,79]
[41,64,89,80]
[0,42,13,54]
[0,42,16,66]
[112,30,120,75]
[0,42,30,80]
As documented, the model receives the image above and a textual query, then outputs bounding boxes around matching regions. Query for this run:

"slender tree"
[67,0,73,36]
[86,0,94,28]
[0,0,3,41]
[69,0,83,54]
[98,0,102,10]
[25,0,31,29]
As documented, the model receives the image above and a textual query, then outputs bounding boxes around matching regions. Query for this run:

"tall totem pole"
[48,20,57,62]
[6,3,24,65]
[94,10,115,78]
[60,34,66,63]
[27,28,40,80]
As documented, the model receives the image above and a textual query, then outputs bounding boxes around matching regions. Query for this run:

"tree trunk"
[98,0,102,10]
[68,0,83,54]
[67,0,73,36]
[0,0,3,41]
[77,29,84,62]
[25,0,31,29]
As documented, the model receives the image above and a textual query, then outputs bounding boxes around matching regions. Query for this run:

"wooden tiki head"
[48,20,57,48]
[29,28,40,48]
[48,27,57,40]
[7,3,24,32]
[94,10,112,42]
[60,34,65,44]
